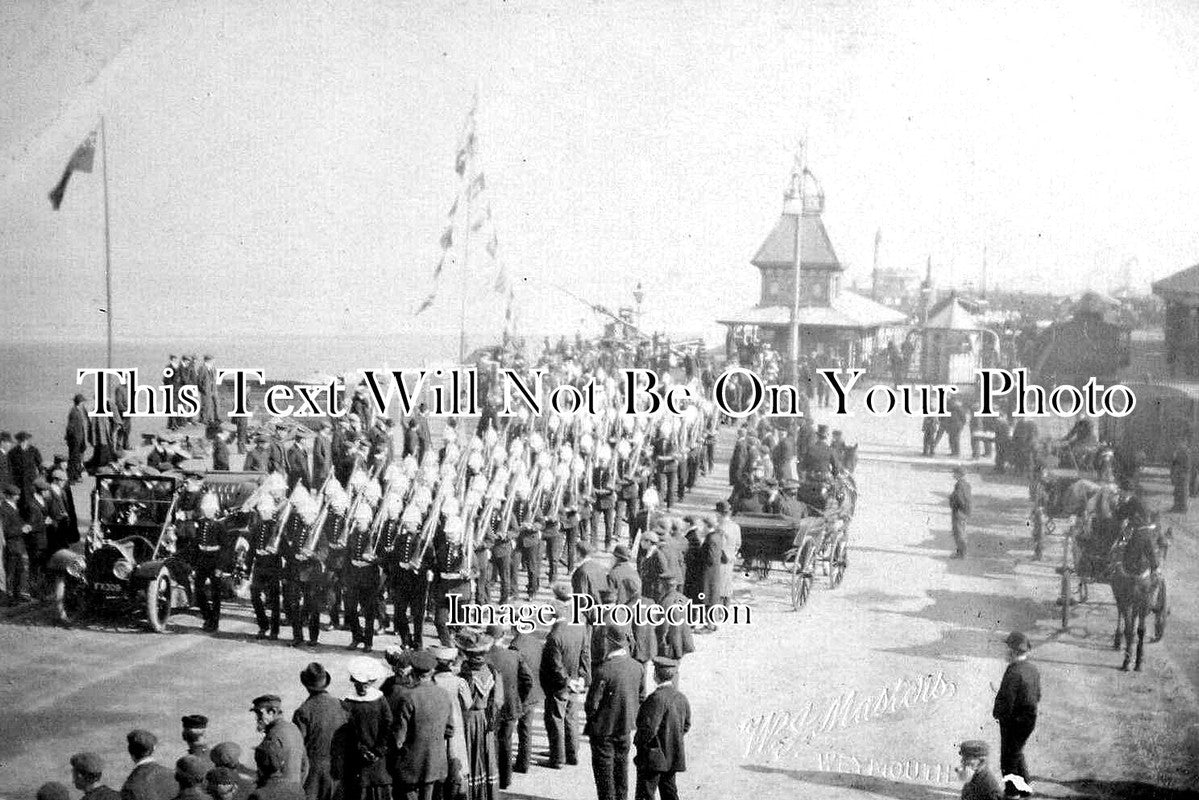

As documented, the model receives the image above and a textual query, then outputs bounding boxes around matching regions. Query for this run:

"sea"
[0,332,462,453]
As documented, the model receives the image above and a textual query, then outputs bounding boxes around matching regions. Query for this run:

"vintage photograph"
[2,2,1197,799]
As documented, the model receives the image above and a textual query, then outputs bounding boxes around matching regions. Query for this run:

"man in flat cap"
[993,632,1039,797]
[292,663,346,800]
[252,695,308,787]
[121,729,177,800]
[607,544,641,605]
[949,466,972,559]
[172,756,211,800]
[70,752,120,800]
[393,649,455,800]
[956,740,1003,800]
[9,431,44,516]
[634,657,690,800]
[243,437,271,473]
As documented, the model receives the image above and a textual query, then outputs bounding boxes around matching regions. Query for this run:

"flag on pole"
[49,130,97,210]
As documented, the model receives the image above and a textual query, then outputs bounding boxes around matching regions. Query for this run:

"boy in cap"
[173,756,211,800]
[949,467,972,558]
[993,632,1039,797]
[37,783,72,800]
[956,740,1003,800]
[292,663,346,800]
[122,729,177,800]
[70,752,120,800]
[210,744,255,799]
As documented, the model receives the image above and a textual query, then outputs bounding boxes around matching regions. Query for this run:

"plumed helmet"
[411,485,433,509]
[547,414,562,432]
[571,455,585,474]
[468,450,485,471]
[508,438,525,459]
[529,433,545,453]
[402,454,419,476]
[400,504,422,527]
[554,462,570,481]
[262,472,288,499]
[491,443,507,464]
[443,496,461,517]
[199,492,220,517]
[579,434,594,454]
[536,451,552,470]
[256,496,277,519]
[349,469,369,491]
[557,444,572,463]
[444,515,465,541]
[420,450,437,469]
[383,463,403,484]
[616,439,632,459]
[442,443,460,465]
[514,474,532,497]
[385,493,405,519]
[362,480,383,506]
[327,486,350,513]
[353,503,373,528]
[597,443,613,463]
[642,486,660,510]
[484,427,499,447]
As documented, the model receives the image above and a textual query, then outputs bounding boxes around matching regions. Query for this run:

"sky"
[3,0,1199,351]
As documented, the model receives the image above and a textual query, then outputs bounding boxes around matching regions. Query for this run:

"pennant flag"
[467,172,486,201]
[471,205,491,233]
[432,253,447,281]
[485,231,498,259]
[439,226,454,251]
[448,197,459,218]
[49,130,97,210]
[415,293,436,315]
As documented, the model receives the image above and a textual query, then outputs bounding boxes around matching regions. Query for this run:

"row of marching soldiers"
[175,386,722,651]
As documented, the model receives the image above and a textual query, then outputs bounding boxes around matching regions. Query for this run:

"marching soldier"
[653,431,678,511]
[248,496,284,640]
[283,496,324,648]
[431,515,471,647]
[513,476,542,600]
[387,505,428,650]
[560,480,581,574]
[592,443,618,549]
[321,486,351,630]
[343,503,381,652]
[191,492,227,633]
[482,490,512,604]
[540,474,565,586]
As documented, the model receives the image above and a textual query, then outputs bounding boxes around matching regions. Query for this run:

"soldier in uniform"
[191,492,227,632]
[541,476,565,586]
[283,496,325,648]
[387,505,428,649]
[653,431,678,511]
[285,433,311,492]
[513,476,541,601]
[592,444,619,549]
[248,496,284,640]
[560,480,582,575]
[321,486,351,630]
[483,492,513,604]
[431,514,471,647]
[343,503,381,653]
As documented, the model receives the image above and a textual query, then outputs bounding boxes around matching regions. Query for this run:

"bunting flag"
[49,130,97,210]
[415,89,516,335]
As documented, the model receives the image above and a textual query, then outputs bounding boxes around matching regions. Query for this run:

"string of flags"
[417,92,515,341]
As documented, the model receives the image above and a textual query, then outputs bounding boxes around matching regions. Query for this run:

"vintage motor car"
[48,469,264,631]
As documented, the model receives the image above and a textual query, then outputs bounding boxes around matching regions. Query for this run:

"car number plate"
[93,582,124,593]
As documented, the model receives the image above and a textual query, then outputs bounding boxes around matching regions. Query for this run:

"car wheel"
[145,568,173,633]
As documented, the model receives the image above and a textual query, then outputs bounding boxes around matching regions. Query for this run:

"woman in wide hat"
[335,657,393,800]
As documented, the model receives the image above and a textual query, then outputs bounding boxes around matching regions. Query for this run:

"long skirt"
[463,708,498,800]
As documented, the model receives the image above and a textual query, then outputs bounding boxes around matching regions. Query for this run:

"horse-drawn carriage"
[733,471,855,611]
[1034,472,1169,668]
[48,470,264,631]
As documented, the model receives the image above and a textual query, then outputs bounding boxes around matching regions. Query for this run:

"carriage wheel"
[789,563,811,611]
[144,568,173,633]
[829,541,847,589]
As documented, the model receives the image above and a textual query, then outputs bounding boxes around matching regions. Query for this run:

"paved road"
[2,412,1197,799]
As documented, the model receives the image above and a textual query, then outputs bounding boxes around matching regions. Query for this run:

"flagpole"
[101,115,114,369]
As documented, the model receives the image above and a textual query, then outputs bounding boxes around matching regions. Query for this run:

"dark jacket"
[83,787,122,800]
[584,652,644,739]
[485,645,525,723]
[260,718,309,786]
[246,777,306,800]
[293,690,348,767]
[571,558,609,604]
[392,681,453,785]
[285,446,310,491]
[608,561,642,604]
[634,685,691,773]
[992,659,1040,723]
[312,436,332,487]
[540,621,590,698]
[212,437,231,471]
[510,633,544,706]
[961,764,1004,800]
[120,760,178,800]
[656,590,695,660]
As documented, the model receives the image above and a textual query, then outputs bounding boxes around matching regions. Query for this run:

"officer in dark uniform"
[431,515,470,647]
[775,482,806,521]
[653,433,678,510]
[513,480,541,600]
[387,508,429,649]
[243,435,271,473]
[592,448,618,549]
[191,493,227,632]
[247,497,284,640]
[540,482,565,586]
[343,504,381,652]
[484,499,513,604]
[560,483,581,574]
[322,490,351,630]
[282,498,324,648]
[801,425,840,478]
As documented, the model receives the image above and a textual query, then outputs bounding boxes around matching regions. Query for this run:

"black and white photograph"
[2,2,1198,799]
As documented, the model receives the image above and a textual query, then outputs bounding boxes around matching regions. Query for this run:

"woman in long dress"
[457,633,504,800]
[336,657,394,800]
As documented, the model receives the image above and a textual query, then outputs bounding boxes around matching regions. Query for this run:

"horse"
[1107,525,1170,672]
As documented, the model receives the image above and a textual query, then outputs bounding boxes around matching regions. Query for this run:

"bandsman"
[248,495,284,640]
[192,492,227,632]
[343,502,381,653]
